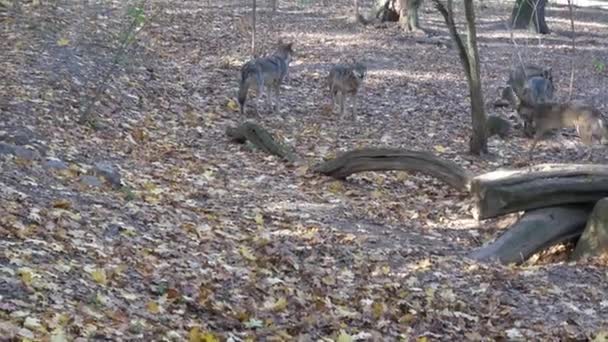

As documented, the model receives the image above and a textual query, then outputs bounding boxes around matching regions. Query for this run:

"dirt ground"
[1,0,608,340]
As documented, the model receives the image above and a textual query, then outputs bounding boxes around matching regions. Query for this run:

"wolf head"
[275,40,294,63]
[542,67,553,83]
[521,76,554,107]
[593,116,608,145]
[352,62,367,81]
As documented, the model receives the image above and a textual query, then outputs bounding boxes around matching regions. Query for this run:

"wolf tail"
[238,63,259,115]
[238,73,250,115]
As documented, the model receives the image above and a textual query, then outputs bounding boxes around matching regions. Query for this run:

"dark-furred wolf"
[238,41,294,115]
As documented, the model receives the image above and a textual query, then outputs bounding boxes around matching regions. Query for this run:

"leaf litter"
[1,0,608,340]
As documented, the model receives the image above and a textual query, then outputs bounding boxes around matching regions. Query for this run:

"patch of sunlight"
[475,169,519,181]
[480,40,608,53]
[296,32,378,48]
[551,17,608,29]
[371,69,461,82]
[446,218,481,230]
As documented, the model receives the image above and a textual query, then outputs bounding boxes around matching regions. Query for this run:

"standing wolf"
[518,101,608,160]
[238,41,294,115]
[327,62,367,118]
[506,64,555,106]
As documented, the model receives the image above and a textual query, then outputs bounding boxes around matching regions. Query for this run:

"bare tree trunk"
[270,0,277,12]
[566,0,576,101]
[434,0,487,155]
[511,0,549,34]
[463,0,487,154]
[354,0,360,18]
[252,0,257,57]
[396,0,422,31]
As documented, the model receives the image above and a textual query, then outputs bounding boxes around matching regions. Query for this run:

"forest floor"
[1,0,608,340]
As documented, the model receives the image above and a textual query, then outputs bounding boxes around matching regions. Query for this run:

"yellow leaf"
[143,182,157,191]
[295,165,309,177]
[433,145,446,153]
[271,297,288,312]
[52,199,71,209]
[321,275,336,286]
[91,268,107,286]
[201,332,219,342]
[399,313,416,324]
[50,327,68,342]
[189,327,219,342]
[371,190,383,199]
[381,265,391,275]
[254,213,264,226]
[57,37,70,46]
[417,337,429,342]
[372,301,384,320]
[239,246,257,261]
[373,175,385,186]
[189,327,202,342]
[337,330,353,342]
[327,181,344,194]
[227,99,239,111]
[593,331,608,342]
[147,301,160,314]
[24,317,43,331]
[18,268,33,286]
[396,171,409,182]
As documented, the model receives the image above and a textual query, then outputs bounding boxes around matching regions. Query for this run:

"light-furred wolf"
[327,62,367,118]
[238,41,294,115]
[518,101,608,159]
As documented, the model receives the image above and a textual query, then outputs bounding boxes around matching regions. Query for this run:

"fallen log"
[471,164,608,220]
[226,122,297,162]
[469,205,592,265]
[313,148,471,192]
[571,198,608,260]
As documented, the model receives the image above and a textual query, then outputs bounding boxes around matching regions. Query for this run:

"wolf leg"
[339,92,345,119]
[273,84,280,113]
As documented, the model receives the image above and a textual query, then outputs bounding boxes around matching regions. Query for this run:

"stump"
[571,198,608,260]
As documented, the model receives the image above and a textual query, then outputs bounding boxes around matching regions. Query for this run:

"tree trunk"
[470,164,608,220]
[398,0,422,31]
[354,0,359,18]
[252,0,257,57]
[511,0,549,34]
[571,198,608,260]
[433,0,487,155]
[270,0,277,12]
[463,0,487,154]
[313,148,472,191]
[469,205,592,265]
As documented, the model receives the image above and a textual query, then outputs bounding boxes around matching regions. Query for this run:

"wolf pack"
[237,41,608,159]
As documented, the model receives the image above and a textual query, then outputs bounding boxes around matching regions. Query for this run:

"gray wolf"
[238,41,294,115]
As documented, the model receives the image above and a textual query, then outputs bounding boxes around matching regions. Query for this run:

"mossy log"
[471,164,608,220]
[313,148,471,192]
[469,205,592,265]
[226,122,296,162]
